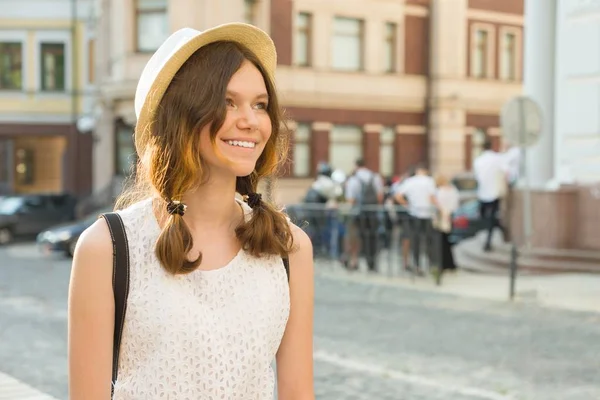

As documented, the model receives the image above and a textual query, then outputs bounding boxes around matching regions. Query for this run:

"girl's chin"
[205,162,257,179]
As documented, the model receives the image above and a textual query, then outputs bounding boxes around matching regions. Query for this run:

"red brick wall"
[270,0,293,65]
[405,15,429,75]
[310,128,329,175]
[468,0,524,15]
[285,107,425,126]
[395,134,426,175]
[363,131,380,172]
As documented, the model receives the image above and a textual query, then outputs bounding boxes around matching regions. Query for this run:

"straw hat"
[134,23,277,153]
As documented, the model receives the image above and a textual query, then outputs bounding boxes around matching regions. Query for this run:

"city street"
[1,242,599,400]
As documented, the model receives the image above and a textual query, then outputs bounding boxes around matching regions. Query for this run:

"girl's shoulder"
[113,198,158,234]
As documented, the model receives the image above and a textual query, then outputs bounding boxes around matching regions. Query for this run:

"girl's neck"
[180,174,242,231]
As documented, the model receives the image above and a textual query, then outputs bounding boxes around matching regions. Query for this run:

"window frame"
[244,0,258,25]
[292,122,311,177]
[294,12,312,67]
[0,42,24,91]
[384,22,397,73]
[331,16,365,72]
[114,119,138,177]
[499,26,522,81]
[379,126,395,177]
[40,42,67,93]
[469,23,495,79]
[35,31,71,96]
[329,124,363,173]
[134,0,168,53]
[0,31,27,93]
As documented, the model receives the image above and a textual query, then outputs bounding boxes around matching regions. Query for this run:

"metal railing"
[285,203,445,283]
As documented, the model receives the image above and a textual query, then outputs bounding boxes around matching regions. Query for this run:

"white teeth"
[226,140,255,148]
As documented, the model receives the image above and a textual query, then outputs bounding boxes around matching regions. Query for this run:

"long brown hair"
[116,41,293,274]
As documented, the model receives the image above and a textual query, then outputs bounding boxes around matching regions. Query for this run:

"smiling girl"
[68,23,314,400]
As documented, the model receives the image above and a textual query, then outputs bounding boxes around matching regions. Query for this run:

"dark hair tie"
[243,193,262,209]
[166,200,187,216]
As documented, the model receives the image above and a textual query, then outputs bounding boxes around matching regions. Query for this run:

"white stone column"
[523,0,557,188]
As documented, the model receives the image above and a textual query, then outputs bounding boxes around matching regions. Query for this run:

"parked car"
[451,172,478,204]
[0,194,77,245]
[37,206,113,257]
[448,199,486,245]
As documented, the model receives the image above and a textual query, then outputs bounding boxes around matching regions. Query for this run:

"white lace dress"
[111,198,290,400]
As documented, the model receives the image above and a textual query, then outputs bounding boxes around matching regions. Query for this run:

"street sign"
[500,96,542,147]
[500,96,544,301]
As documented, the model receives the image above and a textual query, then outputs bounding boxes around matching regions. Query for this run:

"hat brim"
[135,23,277,152]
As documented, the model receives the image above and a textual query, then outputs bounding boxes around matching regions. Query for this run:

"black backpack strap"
[100,212,130,395]
[282,257,290,282]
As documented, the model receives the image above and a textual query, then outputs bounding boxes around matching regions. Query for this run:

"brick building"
[94,0,523,202]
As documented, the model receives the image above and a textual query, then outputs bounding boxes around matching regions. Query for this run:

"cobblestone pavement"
[1,243,599,400]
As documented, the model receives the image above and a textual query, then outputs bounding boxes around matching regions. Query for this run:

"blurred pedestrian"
[390,168,415,269]
[303,162,343,256]
[394,164,436,275]
[473,138,508,251]
[344,159,384,272]
[434,174,460,271]
[304,161,342,204]
[68,23,314,400]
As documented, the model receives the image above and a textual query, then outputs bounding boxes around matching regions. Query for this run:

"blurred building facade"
[93,0,523,202]
[525,0,600,187]
[0,0,97,196]
[508,0,600,253]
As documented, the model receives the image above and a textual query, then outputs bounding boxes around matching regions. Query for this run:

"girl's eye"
[254,102,268,110]
[225,98,235,107]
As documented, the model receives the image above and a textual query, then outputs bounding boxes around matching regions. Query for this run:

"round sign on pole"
[500,96,543,147]
[500,96,544,300]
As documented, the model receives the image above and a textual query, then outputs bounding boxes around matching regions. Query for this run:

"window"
[244,0,258,25]
[384,22,397,73]
[500,32,517,80]
[136,0,168,52]
[332,17,363,71]
[329,125,362,173]
[0,42,23,90]
[379,127,395,178]
[294,12,312,66]
[41,43,66,92]
[116,122,137,176]
[293,123,311,177]
[471,29,489,78]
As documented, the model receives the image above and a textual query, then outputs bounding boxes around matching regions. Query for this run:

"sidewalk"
[316,261,600,314]
[0,372,59,400]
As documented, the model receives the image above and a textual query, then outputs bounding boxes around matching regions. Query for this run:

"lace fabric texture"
[112,199,290,400]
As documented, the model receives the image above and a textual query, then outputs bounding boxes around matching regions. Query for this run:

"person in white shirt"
[390,169,415,269]
[473,139,508,251]
[502,144,522,186]
[304,162,342,204]
[394,165,436,274]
